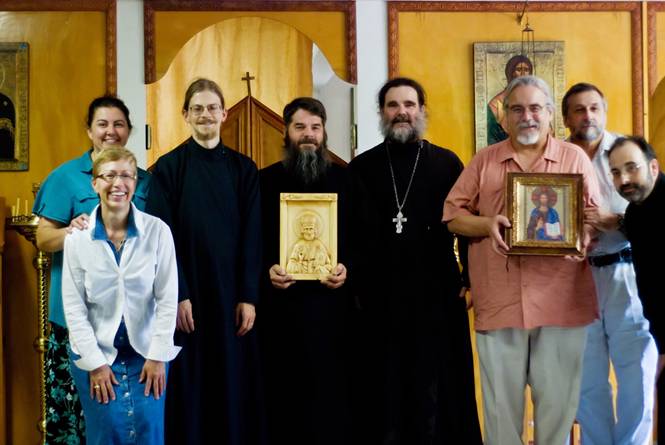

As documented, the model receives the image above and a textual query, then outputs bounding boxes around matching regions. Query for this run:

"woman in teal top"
[32,96,150,444]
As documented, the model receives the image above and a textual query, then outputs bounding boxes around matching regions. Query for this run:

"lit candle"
[11,205,15,217]
[16,197,20,215]
[25,199,28,216]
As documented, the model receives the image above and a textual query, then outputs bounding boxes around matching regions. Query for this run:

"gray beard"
[516,121,541,145]
[380,114,427,144]
[574,126,602,142]
[284,143,330,185]
[516,131,540,145]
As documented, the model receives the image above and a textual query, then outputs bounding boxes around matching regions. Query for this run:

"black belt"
[588,247,632,267]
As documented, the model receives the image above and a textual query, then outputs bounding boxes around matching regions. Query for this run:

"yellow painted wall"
[0,11,107,444]
[657,12,665,87]
[153,11,347,81]
[650,76,665,161]
[397,11,633,165]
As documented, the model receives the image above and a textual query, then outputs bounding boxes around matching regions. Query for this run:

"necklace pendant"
[387,141,421,236]
[392,211,407,234]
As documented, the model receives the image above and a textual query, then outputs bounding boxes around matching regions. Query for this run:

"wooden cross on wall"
[242,71,255,97]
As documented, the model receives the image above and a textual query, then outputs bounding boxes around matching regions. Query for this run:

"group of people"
[31,73,665,445]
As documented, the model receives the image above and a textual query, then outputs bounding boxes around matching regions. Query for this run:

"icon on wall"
[0,42,28,171]
[474,41,565,152]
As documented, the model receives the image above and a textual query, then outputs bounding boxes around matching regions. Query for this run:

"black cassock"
[259,161,352,445]
[348,140,482,444]
[147,138,266,445]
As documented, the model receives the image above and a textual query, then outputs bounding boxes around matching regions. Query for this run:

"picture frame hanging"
[0,42,28,171]
[473,41,565,151]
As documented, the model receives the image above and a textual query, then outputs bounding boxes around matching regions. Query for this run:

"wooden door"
[222,96,284,170]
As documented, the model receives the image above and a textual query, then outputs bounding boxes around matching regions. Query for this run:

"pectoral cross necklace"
[386,140,422,234]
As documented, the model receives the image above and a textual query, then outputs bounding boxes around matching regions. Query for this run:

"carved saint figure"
[287,210,332,274]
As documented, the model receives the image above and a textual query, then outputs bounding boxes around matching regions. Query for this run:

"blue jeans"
[69,322,168,445]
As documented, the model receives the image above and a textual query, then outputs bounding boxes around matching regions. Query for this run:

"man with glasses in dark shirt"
[147,78,264,445]
[609,136,665,375]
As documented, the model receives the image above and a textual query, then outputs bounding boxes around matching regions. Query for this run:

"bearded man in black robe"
[348,77,482,444]
[147,78,265,445]
[259,97,351,444]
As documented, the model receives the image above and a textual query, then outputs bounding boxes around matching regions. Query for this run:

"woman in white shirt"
[62,147,180,445]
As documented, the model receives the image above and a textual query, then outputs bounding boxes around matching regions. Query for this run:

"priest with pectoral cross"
[348,77,482,443]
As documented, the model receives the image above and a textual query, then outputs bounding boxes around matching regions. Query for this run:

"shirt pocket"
[73,190,99,219]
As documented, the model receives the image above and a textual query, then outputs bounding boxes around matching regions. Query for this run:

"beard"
[572,123,602,142]
[380,112,427,144]
[193,117,220,141]
[516,120,542,145]
[283,135,331,185]
[618,176,655,203]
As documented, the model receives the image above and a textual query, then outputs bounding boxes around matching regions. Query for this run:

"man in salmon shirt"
[443,75,602,445]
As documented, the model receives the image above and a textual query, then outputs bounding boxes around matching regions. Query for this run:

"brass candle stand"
[6,184,48,445]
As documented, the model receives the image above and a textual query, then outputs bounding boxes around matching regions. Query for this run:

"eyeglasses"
[189,104,223,116]
[610,162,644,179]
[507,104,547,117]
[95,172,137,182]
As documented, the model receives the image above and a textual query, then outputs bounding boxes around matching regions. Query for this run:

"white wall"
[116,0,147,168]
[355,0,388,153]
[312,45,354,162]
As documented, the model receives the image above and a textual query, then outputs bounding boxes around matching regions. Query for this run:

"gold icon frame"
[505,172,584,256]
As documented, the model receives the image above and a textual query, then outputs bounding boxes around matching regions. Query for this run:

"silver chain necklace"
[386,140,422,234]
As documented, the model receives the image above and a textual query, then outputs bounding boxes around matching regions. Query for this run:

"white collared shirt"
[63,203,181,371]
[589,131,631,255]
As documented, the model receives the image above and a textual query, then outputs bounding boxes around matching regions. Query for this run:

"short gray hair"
[503,75,554,113]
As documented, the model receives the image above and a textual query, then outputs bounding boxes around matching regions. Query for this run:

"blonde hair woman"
[63,147,179,445]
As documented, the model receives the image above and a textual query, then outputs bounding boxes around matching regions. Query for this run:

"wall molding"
[647,2,665,96]
[143,0,357,84]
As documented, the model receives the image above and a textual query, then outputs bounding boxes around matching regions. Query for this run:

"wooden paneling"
[251,100,286,169]
[647,2,665,95]
[144,0,356,83]
[0,197,5,445]
[0,3,112,443]
[222,96,284,170]
[649,76,665,161]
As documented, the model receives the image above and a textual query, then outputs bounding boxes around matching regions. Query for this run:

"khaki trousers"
[476,326,587,445]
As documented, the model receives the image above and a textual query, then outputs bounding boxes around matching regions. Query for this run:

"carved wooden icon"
[280,193,337,280]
